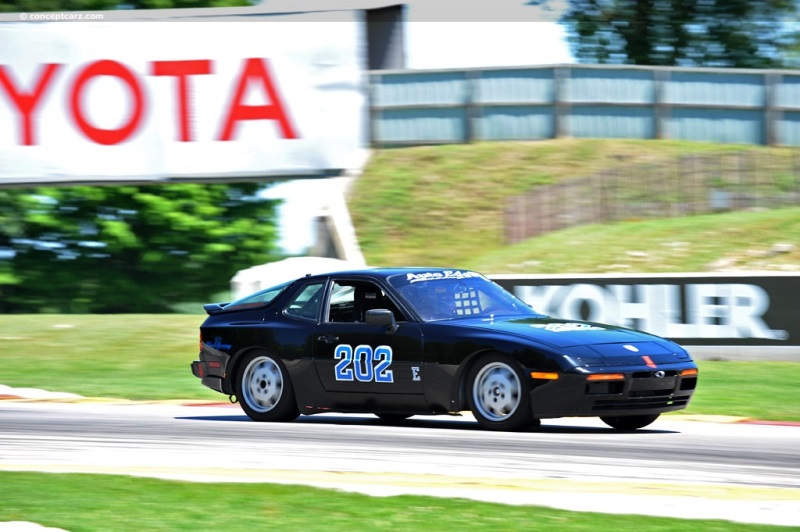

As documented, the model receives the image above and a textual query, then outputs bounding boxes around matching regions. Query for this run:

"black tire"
[600,414,660,430]
[235,351,299,422]
[467,353,533,431]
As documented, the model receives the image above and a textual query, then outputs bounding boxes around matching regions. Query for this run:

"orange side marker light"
[531,372,559,380]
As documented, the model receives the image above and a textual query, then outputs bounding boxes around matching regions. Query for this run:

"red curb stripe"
[736,419,800,427]
[182,401,237,407]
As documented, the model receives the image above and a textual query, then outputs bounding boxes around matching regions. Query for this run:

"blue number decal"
[354,345,374,382]
[333,344,393,383]
[374,346,394,383]
[334,344,354,381]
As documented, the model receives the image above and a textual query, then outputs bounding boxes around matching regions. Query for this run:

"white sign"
[515,283,789,340]
[0,17,366,181]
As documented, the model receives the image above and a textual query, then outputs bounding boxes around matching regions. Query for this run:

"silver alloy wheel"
[241,355,284,413]
[472,361,522,422]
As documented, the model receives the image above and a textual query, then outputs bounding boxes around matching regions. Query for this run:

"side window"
[285,282,326,320]
[328,282,357,323]
[327,281,407,323]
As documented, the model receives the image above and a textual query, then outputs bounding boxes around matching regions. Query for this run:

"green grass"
[0,471,788,532]
[686,361,800,420]
[0,314,798,421]
[351,139,799,271]
[466,207,800,274]
[0,314,219,402]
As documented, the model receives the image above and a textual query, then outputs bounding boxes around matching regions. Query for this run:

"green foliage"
[127,0,250,9]
[0,190,23,300]
[0,184,281,313]
[0,0,113,12]
[0,0,249,12]
[560,0,799,67]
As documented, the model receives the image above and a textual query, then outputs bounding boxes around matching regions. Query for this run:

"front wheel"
[235,351,299,422]
[600,414,660,430]
[467,354,533,431]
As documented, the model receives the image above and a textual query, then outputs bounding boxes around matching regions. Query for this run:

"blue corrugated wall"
[369,65,800,146]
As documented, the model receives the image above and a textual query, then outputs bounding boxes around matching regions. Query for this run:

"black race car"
[191,268,698,431]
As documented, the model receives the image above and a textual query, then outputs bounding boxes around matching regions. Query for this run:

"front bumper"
[190,350,231,394]
[528,366,698,419]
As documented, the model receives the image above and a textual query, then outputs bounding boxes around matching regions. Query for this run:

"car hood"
[460,316,690,366]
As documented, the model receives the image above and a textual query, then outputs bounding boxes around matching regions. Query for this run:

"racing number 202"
[334,344,394,383]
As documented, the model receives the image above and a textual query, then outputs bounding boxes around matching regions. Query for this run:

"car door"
[313,279,424,396]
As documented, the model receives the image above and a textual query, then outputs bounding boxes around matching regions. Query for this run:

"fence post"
[554,66,570,139]
[654,68,669,140]
[369,72,381,148]
[464,69,479,143]
[764,71,780,147]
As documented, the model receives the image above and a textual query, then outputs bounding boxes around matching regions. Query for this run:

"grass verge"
[465,207,800,274]
[352,140,799,272]
[0,314,797,421]
[0,471,789,532]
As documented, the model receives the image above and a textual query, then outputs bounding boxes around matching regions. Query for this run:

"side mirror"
[365,309,398,334]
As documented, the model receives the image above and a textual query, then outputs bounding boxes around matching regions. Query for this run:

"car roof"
[299,267,471,282]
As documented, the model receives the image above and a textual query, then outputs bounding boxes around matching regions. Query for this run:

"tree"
[0,183,282,313]
[0,189,25,302]
[0,0,248,13]
[561,0,799,68]
[786,25,800,68]
[0,0,294,314]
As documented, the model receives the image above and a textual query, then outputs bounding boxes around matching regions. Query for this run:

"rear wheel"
[467,354,533,431]
[600,414,660,430]
[235,351,299,422]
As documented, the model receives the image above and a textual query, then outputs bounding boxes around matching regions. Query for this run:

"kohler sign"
[492,274,798,346]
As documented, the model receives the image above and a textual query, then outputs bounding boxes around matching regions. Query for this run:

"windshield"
[388,270,539,322]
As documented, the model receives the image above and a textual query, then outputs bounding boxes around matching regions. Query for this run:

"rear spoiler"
[203,303,229,316]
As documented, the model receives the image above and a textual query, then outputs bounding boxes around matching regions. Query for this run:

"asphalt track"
[0,395,799,528]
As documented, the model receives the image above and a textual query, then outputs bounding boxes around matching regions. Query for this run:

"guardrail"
[369,64,800,147]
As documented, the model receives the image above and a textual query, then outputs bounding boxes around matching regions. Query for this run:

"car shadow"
[175,413,678,434]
